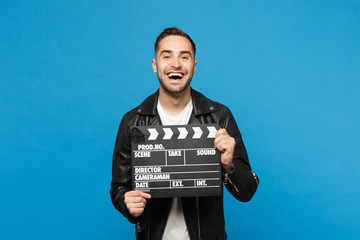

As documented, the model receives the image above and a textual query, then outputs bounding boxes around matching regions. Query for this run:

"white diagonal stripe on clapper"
[192,127,203,139]
[148,128,158,140]
[207,126,217,138]
[177,127,188,139]
[163,128,173,140]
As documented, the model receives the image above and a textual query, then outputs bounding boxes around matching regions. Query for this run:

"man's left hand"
[214,128,235,173]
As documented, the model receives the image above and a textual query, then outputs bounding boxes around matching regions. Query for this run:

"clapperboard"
[131,124,222,198]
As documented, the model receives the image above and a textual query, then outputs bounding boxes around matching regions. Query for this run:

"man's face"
[152,35,197,95]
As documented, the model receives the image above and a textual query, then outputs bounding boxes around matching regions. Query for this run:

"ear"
[193,59,197,73]
[152,59,157,73]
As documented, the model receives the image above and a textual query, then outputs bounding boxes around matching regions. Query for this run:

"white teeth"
[168,73,183,77]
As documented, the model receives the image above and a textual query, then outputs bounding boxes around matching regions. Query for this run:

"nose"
[171,57,181,68]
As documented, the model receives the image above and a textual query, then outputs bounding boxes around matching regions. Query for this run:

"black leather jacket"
[110,89,259,240]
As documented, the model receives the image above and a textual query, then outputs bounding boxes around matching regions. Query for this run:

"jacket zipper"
[251,170,259,185]
[135,202,150,240]
[147,202,150,240]
[195,197,203,240]
[224,173,239,193]
[136,222,141,233]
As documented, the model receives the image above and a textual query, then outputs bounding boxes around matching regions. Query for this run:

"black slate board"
[131,124,222,198]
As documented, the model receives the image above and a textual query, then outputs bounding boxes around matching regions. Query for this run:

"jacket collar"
[136,88,217,116]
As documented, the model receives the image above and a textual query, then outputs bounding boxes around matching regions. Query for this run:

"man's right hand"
[124,190,151,217]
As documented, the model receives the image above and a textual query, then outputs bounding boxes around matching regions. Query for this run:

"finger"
[125,196,148,205]
[126,199,148,217]
[214,136,229,151]
[125,190,142,197]
[214,137,223,152]
[127,201,147,209]
[214,129,232,146]
[216,141,228,153]
[216,137,236,153]
[139,192,152,199]
[129,207,145,217]
[214,133,227,147]
[215,128,228,138]
[125,190,151,199]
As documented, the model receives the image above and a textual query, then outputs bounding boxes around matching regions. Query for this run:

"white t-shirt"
[157,99,192,240]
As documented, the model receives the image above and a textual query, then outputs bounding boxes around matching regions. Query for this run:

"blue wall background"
[1,1,359,239]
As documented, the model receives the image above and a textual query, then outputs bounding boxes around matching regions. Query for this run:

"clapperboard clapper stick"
[131,124,222,198]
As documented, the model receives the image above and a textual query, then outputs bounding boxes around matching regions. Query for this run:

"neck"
[158,87,191,116]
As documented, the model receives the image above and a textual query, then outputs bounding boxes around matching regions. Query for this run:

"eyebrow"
[159,50,193,57]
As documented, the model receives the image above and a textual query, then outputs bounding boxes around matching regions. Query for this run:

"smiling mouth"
[167,72,184,80]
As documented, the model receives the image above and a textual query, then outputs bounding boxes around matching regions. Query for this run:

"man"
[110,27,259,240]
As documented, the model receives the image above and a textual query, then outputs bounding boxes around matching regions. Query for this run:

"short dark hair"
[154,27,196,56]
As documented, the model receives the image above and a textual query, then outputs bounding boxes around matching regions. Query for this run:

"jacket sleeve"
[110,116,141,223]
[221,108,259,202]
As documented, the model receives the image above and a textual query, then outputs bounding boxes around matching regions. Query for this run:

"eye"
[163,55,170,60]
[181,56,189,60]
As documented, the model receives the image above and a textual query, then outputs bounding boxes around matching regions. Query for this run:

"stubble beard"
[158,73,193,96]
